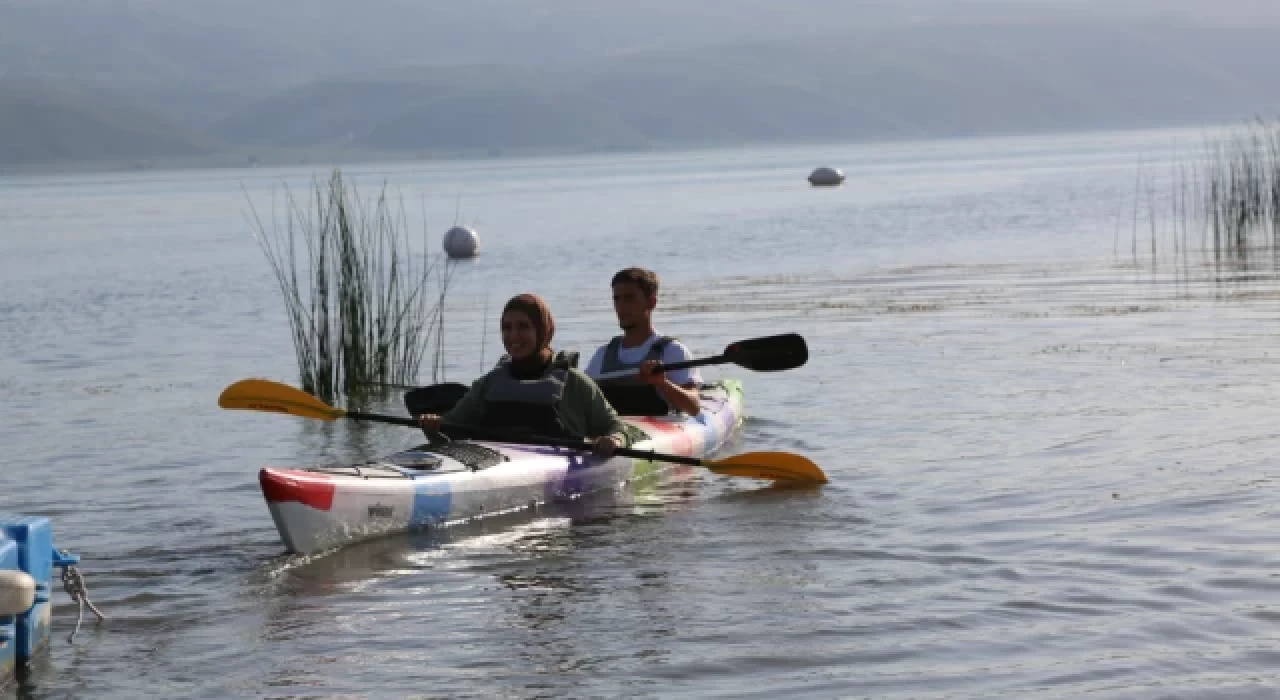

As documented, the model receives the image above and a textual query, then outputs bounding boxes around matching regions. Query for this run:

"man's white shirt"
[585,333,702,386]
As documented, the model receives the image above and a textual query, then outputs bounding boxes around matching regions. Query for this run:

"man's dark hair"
[611,267,660,298]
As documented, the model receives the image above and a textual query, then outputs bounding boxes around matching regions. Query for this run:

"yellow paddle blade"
[705,451,828,484]
[217,379,346,421]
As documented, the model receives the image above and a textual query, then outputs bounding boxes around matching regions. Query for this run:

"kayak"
[258,379,744,554]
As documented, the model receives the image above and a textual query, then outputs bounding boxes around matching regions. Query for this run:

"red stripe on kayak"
[632,418,681,433]
[631,418,694,455]
[259,468,336,511]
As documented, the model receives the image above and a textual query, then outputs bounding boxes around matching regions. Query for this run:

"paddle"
[218,378,828,484]
[400,334,811,414]
[592,332,809,381]
[402,382,470,416]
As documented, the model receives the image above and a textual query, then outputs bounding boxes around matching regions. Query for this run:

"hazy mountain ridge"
[5,1,1278,100]
[0,80,219,165]
[213,21,1280,154]
[4,4,1280,167]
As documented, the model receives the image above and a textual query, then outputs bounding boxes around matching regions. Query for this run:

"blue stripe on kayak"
[411,481,452,526]
[703,413,725,449]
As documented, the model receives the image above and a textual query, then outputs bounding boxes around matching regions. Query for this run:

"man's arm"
[659,373,702,415]
[639,360,701,415]
[656,340,702,415]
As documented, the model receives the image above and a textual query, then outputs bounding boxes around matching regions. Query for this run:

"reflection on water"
[236,465,711,696]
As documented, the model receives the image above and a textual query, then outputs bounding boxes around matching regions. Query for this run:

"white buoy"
[808,166,845,187]
[443,226,480,259]
[0,569,35,616]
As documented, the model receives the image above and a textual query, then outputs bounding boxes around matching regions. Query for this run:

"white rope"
[60,562,105,643]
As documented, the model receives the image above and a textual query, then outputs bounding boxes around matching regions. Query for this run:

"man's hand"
[638,359,665,386]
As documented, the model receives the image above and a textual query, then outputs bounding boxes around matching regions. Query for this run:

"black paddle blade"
[403,382,471,416]
[723,333,808,372]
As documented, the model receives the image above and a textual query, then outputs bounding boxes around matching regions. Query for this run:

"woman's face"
[501,310,540,360]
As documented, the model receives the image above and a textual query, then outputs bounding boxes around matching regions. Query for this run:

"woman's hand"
[416,413,442,435]
[593,435,621,457]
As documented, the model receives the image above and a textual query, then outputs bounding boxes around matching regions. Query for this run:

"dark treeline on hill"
[3,0,1280,168]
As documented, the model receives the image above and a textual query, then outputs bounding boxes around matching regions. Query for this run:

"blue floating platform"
[0,531,19,681]
[0,515,81,688]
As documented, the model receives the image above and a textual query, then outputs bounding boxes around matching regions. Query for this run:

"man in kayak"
[585,267,702,416]
[416,293,630,456]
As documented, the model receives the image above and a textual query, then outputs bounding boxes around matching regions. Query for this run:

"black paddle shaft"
[447,427,704,465]
[436,423,704,465]
[347,411,420,428]
[343,411,704,466]
[402,335,808,408]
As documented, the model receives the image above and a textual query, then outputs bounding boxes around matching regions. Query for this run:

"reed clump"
[247,168,450,401]
[1201,121,1280,262]
[1152,120,1280,264]
[1125,119,1280,287]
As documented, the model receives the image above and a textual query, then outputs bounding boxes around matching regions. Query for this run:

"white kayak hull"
[259,380,744,554]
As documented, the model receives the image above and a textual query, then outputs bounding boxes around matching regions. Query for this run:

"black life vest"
[478,352,575,437]
[595,336,676,416]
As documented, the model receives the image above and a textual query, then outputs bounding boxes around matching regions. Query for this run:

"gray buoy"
[808,166,845,187]
[0,570,35,616]
[443,226,479,259]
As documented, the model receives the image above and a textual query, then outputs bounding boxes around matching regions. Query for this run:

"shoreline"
[0,120,1240,180]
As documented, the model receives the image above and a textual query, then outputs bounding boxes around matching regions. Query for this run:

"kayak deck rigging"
[394,441,510,471]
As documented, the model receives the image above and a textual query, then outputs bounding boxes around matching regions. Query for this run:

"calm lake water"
[6,127,1280,698]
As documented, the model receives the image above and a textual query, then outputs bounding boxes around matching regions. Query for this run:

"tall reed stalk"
[247,169,451,401]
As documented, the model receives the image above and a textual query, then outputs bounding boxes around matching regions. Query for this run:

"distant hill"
[0,80,218,166]
[6,11,1280,168]
[212,69,648,153]
[213,21,1280,153]
[4,0,1279,128]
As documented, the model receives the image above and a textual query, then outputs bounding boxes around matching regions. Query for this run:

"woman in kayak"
[415,293,630,456]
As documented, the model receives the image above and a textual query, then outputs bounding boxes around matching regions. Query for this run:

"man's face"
[612,282,653,331]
